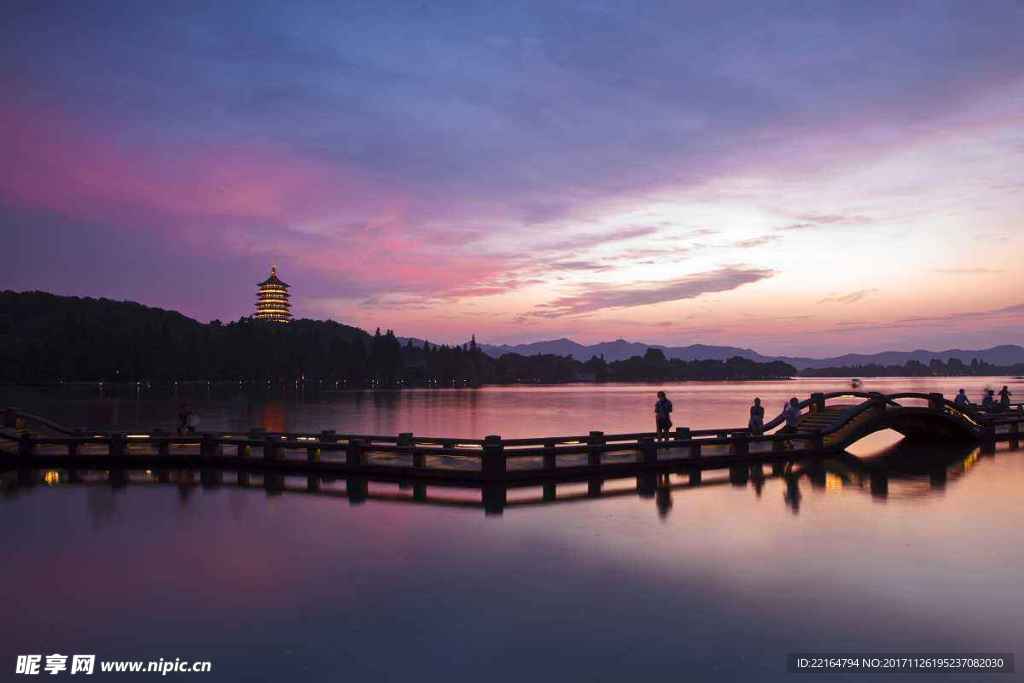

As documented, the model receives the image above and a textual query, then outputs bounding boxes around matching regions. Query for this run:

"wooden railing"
[3,394,1022,482]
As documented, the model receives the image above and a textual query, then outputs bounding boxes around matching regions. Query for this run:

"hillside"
[0,291,796,384]
[479,337,1024,370]
[0,290,370,382]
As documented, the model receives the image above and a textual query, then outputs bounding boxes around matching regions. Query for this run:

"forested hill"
[0,291,370,382]
[0,291,796,385]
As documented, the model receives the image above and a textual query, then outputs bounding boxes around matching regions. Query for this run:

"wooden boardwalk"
[2,393,1021,493]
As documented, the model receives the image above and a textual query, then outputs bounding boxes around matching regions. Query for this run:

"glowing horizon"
[3,2,1023,356]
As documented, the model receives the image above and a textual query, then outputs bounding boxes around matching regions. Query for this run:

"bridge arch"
[783,392,984,452]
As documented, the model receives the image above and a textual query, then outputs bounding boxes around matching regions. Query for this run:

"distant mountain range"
[476,338,1024,371]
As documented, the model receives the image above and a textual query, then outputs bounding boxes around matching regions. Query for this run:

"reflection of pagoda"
[255,266,292,322]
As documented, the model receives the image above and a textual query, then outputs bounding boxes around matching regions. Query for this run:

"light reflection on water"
[1,381,1022,681]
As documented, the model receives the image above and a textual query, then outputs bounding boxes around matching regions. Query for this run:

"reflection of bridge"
[2,393,1021,495]
[0,438,996,517]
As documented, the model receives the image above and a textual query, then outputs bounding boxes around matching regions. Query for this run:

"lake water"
[1,378,1022,681]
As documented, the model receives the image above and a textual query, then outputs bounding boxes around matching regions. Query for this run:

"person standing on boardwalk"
[998,385,1012,410]
[654,391,673,441]
[954,389,970,407]
[748,397,765,435]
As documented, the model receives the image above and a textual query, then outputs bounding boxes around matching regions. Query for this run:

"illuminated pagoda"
[255,266,292,322]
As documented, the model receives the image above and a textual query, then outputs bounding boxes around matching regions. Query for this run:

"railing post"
[980,424,996,454]
[928,392,945,412]
[318,430,337,462]
[543,440,556,470]
[346,438,365,466]
[400,432,423,468]
[152,429,169,456]
[810,392,825,414]
[587,431,604,466]
[243,428,264,457]
[482,435,505,480]
[732,434,749,457]
[109,433,126,457]
[639,436,657,464]
[263,435,280,461]
[18,432,34,457]
[200,433,222,458]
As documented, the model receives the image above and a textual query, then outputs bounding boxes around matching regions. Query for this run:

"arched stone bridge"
[762,391,1017,452]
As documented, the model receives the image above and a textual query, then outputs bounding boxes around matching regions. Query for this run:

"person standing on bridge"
[998,386,1012,410]
[654,391,673,441]
[982,389,998,412]
[748,398,765,435]
[783,397,801,433]
[955,389,970,407]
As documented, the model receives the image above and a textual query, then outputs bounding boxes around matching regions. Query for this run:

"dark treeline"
[800,357,1024,377]
[0,291,796,385]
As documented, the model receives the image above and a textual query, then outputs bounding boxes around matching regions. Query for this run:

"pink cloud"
[0,100,512,299]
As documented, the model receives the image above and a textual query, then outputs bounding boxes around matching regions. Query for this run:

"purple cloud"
[817,289,880,305]
[531,266,775,318]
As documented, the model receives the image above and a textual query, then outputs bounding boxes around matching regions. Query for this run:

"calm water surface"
[1,379,1022,681]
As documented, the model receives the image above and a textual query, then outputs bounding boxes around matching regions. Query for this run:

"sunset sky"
[3,1,1023,356]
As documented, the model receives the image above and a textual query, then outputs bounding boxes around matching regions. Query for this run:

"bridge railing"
[3,419,829,481]
[5,396,1021,482]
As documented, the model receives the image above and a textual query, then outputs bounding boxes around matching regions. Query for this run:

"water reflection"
[2,439,1008,523]
[1,446,1022,680]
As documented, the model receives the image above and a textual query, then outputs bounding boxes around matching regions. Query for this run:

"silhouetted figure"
[782,397,800,433]
[998,385,1012,410]
[748,397,765,434]
[654,391,673,441]
[954,388,970,407]
[982,389,998,412]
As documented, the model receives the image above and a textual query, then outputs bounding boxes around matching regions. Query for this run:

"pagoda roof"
[258,267,290,288]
